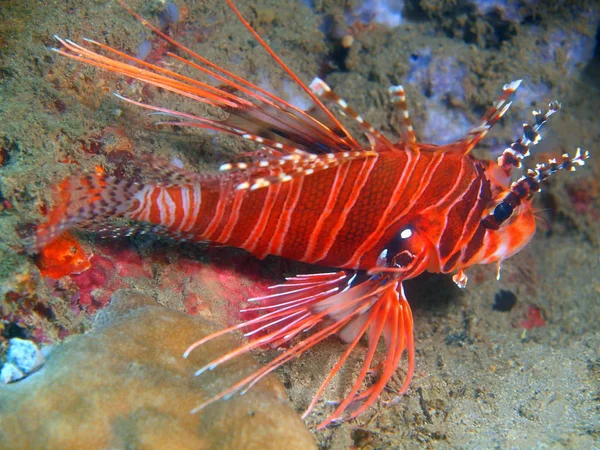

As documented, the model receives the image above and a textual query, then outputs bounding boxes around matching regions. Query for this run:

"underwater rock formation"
[0,290,315,450]
[0,338,45,383]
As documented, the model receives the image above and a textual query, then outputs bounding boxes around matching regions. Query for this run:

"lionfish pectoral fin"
[311,280,415,428]
[185,270,415,428]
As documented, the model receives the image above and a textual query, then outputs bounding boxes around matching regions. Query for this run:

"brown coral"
[0,290,315,450]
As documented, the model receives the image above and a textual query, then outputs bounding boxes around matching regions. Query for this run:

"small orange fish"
[37,0,588,427]
[36,231,91,279]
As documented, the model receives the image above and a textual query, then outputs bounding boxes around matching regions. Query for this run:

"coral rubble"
[0,338,45,383]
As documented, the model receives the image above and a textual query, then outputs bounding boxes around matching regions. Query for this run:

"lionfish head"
[470,98,589,269]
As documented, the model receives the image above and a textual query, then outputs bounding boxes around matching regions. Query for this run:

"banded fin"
[219,148,377,191]
[463,80,522,155]
[309,77,395,151]
[81,220,196,244]
[496,101,561,172]
[482,148,589,230]
[183,271,414,428]
[389,84,419,153]
[141,154,219,188]
[33,171,142,252]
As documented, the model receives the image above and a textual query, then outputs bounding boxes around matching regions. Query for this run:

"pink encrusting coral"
[157,249,272,324]
[43,238,272,323]
[43,243,153,313]
[519,305,546,329]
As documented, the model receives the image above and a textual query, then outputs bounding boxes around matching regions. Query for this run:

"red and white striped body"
[126,146,534,276]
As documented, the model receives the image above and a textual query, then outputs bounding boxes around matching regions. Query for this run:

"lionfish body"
[96,149,518,272]
[38,0,588,428]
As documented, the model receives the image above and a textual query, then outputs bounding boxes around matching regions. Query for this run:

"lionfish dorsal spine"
[309,77,397,151]
[464,79,522,155]
[388,84,419,153]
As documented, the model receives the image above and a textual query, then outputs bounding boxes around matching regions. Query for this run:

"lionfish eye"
[378,227,415,266]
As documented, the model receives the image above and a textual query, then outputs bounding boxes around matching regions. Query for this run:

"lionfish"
[37,0,588,428]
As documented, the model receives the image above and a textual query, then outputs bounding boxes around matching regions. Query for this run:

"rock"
[6,338,45,374]
[0,363,25,384]
[0,338,45,384]
[0,290,315,450]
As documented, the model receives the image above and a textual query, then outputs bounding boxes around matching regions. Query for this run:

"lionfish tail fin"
[33,171,141,252]
[184,271,415,427]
